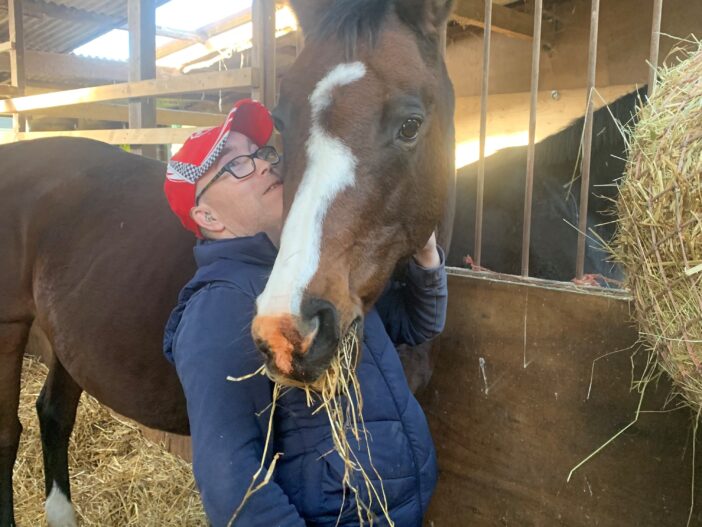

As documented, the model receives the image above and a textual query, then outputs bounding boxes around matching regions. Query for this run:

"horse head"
[253,0,455,383]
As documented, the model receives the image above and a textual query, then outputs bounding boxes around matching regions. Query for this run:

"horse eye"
[399,118,422,141]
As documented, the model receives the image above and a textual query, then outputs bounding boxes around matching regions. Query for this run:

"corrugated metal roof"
[0,0,169,55]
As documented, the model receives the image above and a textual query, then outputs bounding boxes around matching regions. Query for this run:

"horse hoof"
[45,482,77,527]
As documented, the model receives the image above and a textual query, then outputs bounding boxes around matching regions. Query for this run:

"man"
[163,98,448,526]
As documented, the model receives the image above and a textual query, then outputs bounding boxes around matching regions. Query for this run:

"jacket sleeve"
[375,247,449,347]
[172,284,306,527]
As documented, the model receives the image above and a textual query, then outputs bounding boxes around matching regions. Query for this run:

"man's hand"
[413,232,441,269]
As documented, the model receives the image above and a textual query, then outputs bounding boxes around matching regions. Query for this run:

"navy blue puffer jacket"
[163,233,447,526]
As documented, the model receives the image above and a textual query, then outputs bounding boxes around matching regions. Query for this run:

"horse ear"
[396,0,454,38]
[289,0,334,36]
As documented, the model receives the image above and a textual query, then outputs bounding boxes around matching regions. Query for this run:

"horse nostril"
[301,298,340,360]
[256,339,273,357]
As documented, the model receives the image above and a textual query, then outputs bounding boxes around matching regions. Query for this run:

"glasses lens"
[229,157,255,179]
[257,146,280,165]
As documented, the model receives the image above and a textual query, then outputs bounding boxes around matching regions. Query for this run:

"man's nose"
[256,158,271,177]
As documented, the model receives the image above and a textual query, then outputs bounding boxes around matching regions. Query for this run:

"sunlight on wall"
[455,130,529,169]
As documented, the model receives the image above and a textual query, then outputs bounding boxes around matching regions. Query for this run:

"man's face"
[193,131,283,242]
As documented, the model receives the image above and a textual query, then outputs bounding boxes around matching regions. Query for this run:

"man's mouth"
[263,181,282,195]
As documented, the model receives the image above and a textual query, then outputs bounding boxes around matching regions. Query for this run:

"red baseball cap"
[164,98,274,237]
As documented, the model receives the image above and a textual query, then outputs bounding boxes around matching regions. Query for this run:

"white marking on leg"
[257,61,367,316]
[45,481,77,527]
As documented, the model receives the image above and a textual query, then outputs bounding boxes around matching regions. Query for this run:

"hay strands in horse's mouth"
[227,321,394,526]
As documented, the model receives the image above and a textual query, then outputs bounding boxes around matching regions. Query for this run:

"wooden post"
[8,0,26,132]
[252,0,276,110]
[128,0,158,158]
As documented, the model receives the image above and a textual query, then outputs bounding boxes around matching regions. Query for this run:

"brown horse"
[0,0,455,525]
[0,138,194,526]
[253,0,456,383]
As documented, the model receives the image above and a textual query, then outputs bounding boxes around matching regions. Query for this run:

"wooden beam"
[0,68,255,113]
[0,50,178,83]
[153,26,204,42]
[452,0,534,41]
[156,10,251,60]
[29,104,224,126]
[8,0,26,132]
[252,0,276,108]
[0,127,209,145]
[129,0,158,158]
[0,41,14,53]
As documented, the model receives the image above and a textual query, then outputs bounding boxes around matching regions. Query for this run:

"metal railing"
[471,0,664,282]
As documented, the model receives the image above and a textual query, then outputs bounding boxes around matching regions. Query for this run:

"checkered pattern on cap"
[163,98,273,237]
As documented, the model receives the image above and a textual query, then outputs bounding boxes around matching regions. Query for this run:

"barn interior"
[3,1,702,525]
[2,0,701,165]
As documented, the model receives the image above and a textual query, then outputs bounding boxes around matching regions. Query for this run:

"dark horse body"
[0,138,193,525]
[448,87,645,283]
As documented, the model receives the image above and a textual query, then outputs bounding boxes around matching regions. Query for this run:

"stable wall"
[420,271,701,526]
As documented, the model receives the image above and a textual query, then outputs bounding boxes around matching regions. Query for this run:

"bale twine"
[613,43,702,411]
[14,356,207,526]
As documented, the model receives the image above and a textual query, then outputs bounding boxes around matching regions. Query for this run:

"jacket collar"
[193,232,278,268]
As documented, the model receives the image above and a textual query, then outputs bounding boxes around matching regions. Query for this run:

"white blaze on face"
[257,61,367,316]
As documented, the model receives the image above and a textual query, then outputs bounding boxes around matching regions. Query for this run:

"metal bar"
[647,0,664,98]
[575,0,600,279]
[474,0,493,267]
[521,0,543,277]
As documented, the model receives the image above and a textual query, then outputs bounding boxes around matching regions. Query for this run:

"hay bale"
[613,42,702,411]
[14,357,207,526]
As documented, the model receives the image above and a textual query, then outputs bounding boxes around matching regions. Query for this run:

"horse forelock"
[256,62,367,317]
[304,0,445,60]
[306,0,392,57]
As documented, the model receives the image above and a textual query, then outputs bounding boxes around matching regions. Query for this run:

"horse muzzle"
[252,297,348,384]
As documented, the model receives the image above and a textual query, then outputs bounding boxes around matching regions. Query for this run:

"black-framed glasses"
[195,145,281,204]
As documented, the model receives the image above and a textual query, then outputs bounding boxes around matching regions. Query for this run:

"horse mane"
[306,0,394,57]
[535,85,647,165]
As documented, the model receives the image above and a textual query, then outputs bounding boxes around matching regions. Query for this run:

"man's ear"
[190,206,225,236]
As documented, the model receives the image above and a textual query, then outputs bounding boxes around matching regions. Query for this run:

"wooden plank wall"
[420,271,701,526]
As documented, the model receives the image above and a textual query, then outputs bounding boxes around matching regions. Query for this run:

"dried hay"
[613,41,702,412]
[228,323,393,526]
[14,356,206,526]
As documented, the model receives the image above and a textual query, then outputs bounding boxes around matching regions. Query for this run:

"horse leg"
[0,322,30,527]
[36,357,82,527]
